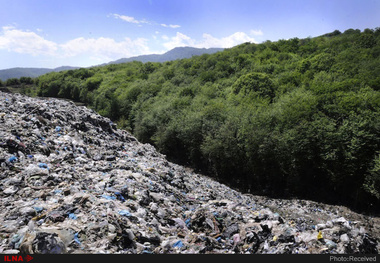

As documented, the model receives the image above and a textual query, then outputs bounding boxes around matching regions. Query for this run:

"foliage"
[20,28,380,212]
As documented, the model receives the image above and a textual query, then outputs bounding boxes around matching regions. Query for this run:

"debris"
[317,231,323,240]
[0,91,379,254]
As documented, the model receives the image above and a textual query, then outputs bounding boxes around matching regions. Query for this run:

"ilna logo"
[3,255,33,262]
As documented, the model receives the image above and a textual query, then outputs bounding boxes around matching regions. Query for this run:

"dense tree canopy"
[20,28,380,213]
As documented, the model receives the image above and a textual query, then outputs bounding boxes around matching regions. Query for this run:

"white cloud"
[112,14,148,24]
[0,26,153,63]
[163,31,258,50]
[163,32,195,50]
[112,13,181,29]
[0,26,57,56]
[200,32,258,48]
[60,36,150,60]
[160,23,181,29]
[0,25,262,68]
[250,29,264,36]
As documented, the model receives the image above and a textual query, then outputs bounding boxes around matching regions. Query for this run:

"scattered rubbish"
[0,91,379,254]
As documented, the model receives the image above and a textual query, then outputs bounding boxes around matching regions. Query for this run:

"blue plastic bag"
[118,210,132,217]
[101,194,116,200]
[69,213,77,220]
[74,232,81,245]
[115,192,126,202]
[38,163,48,169]
[173,240,184,248]
[8,156,17,163]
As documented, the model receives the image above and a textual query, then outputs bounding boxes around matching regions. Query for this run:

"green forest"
[5,28,380,213]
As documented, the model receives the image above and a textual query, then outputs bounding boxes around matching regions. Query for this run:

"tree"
[232,72,275,99]
[19,77,34,85]
[85,76,103,91]
[6,78,20,86]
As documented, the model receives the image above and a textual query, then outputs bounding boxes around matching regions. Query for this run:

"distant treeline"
[12,28,380,213]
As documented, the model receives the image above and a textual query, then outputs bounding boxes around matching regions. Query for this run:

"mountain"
[107,47,224,65]
[0,47,223,81]
[0,66,79,81]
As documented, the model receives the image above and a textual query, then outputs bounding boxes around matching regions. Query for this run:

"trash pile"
[0,91,379,254]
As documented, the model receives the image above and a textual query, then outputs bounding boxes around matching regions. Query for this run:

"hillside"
[106,47,224,65]
[0,67,79,81]
[0,91,379,254]
[20,28,380,213]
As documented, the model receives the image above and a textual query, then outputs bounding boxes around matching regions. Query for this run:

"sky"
[0,0,379,69]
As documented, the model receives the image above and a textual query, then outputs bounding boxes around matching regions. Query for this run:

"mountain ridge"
[0,66,79,81]
[0,47,223,81]
[105,47,224,65]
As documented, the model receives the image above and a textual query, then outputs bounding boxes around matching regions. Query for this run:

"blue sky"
[0,0,379,69]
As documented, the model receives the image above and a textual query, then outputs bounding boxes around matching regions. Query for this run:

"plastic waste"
[325,240,337,250]
[173,240,184,248]
[38,163,48,169]
[0,91,377,254]
[74,233,81,245]
[8,156,17,163]
[317,231,323,240]
[68,213,77,220]
[359,234,378,254]
[31,232,66,254]
[118,210,132,217]
[114,192,126,202]
[101,194,116,200]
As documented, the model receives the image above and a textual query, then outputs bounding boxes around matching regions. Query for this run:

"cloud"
[250,29,264,36]
[160,23,181,29]
[0,26,153,63]
[60,36,150,60]
[112,14,149,24]
[163,31,258,50]
[199,32,258,48]
[0,26,57,56]
[163,32,195,50]
[112,13,181,29]
[0,25,262,67]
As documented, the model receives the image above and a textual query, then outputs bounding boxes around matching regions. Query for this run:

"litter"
[118,210,132,217]
[173,240,184,248]
[0,91,378,254]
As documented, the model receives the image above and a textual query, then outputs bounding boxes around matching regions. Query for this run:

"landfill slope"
[0,91,379,254]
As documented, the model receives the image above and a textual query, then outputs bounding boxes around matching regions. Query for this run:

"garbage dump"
[0,91,379,254]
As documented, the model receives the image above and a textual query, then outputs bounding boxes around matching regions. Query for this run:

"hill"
[0,66,79,81]
[0,91,378,254]
[20,28,380,213]
[0,47,223,81]
[106,47,224,64]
